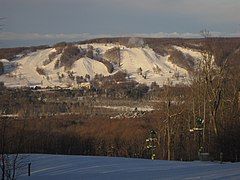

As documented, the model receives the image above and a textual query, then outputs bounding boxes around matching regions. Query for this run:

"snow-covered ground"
[18,154,240,180]
[0,43,202,88]
[173,46,202,60]
[94,105,154,112]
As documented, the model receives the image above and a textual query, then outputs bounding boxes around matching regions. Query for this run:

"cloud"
[0,32,113,41]
[1,31,239,42]
[123,32,240,38]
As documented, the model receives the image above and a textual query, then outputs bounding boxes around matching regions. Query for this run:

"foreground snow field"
[18,154,240,180]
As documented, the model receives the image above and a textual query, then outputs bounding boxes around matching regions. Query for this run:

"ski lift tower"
[146,130,158,160]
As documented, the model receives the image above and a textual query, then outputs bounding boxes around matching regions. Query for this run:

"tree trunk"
[167,122,171,160]
[167,100,171,160]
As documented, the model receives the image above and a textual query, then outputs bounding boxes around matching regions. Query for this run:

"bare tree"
[0,116,27,180]
[162,79,185,160]
[199,29,231,137]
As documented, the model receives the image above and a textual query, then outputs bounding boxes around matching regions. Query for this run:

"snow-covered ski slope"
[0,43,201,88]
[19,154,240,180]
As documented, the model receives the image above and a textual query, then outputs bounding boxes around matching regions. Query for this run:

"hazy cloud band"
[1,32,240,41]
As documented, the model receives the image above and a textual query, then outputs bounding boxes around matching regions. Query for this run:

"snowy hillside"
[0,43,202,88]
[18,154,240,180]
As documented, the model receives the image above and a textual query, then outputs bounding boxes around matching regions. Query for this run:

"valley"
[0,37,240,180]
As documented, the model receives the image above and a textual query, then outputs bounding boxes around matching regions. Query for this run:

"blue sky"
[0,0,240,47]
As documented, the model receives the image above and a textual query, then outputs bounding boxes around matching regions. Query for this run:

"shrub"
[87,45,94,51]
[112,71,128,82]
[136,67,143,75]
[104,47,121,65]
[43,51,58,66]
[53,42,67,48]
[168,49,195,71]
[76,76,85,84]
[43,59,51,66]
[59,45,81,68]
[54,60,60,69]
[49,52,58,61]
[85,74,90,81]
[55,46,65,54]
[44,49,62,66]
[54,42,68,54]
[127,84,149,99]
[67,71,75,81]
[36,67,46,75]
[0,82,5,90]
[101,60,114,73]
[86,49,93,59]
[153,65,162,74]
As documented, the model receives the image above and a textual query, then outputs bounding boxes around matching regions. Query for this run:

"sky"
[0,0,240,47]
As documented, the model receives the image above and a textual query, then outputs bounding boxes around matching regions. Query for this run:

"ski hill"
[0,42,201,88]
